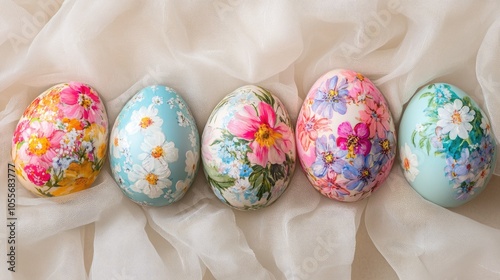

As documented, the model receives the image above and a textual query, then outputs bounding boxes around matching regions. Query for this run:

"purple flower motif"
[444,149,471,185]
[312,75,349,117]
[311,135,347,179]
[372,131,395,166]
[478,135,495,164]
[337,122,372,159]
[342,154,378,191]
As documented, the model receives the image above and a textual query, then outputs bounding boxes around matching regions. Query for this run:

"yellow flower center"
[356,73,365,81]
[323,152,333,164]
[151,146,164,158]
[403,158,410,171]
[323,152,334,164]
[381,139,391,153]
[140,117,153,128]
[79,95,93,109]
[452,110,462,124]
[361,169,370,178]
[28,135,51,156]
[145,173,159,185]
[346,135,359,159]
[254,124,281,148]
[328,89,338,100]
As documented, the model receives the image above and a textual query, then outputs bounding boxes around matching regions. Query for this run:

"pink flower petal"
[354,123,370,139]
[336,137,348,150]
[337,122,353,138]
[228,105,260,140]
[248,141,268,166]
[357,139,372,156]
[257,102,276,127]
[267,143,285,164]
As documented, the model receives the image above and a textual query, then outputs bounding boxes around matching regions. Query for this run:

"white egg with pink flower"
[201,85,296,210]
[296,69,396,202]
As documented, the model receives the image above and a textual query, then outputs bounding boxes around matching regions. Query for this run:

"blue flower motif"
[311,135,347,178]
[434,84,452,104]
[312,75,349,117]
[244,188,261,204]
[239,164,252,177]
[478,134,495,163]
[444,149,471,185]
[218,149,233,164]
[372,131,395,166]
[342,154,379,191]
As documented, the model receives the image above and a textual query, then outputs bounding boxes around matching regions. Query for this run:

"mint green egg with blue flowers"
[109,85,200,207]
[398,83,496,207]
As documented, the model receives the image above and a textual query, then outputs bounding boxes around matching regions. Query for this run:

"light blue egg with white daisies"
[109,85,200,207]
[398,83,496,207]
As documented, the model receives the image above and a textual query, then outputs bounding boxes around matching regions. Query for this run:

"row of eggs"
[11,69,497,209]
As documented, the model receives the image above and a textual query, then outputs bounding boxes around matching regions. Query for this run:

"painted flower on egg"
[227,102,293,167]
[405,83,496,200]
[202,86,296,210]
[11,82,108,197]
[296,69,397,202]
[110,85,200,207]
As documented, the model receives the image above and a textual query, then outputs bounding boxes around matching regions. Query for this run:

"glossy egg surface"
[296,69,396,202]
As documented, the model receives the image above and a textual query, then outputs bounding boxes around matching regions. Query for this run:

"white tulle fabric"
[0,1,499,279]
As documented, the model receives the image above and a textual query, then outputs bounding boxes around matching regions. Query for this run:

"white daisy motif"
[400,143,420,182]
[415,123,424,132]
[188,130,197,148]
[138,132,178,170]
[185,150,198,177]
[126,105,163,135]
[167,98,176,109]
[111,128,129,158]
[152,95,163,105]
[177,111,190,127]
[437,99,475,140]
[175,179,191,193]
[128,163,172,199]
[480,117,491,135]
[175,98,185,109]
[131,92,144,103]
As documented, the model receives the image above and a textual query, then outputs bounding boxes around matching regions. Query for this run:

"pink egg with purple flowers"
[296,69,396,202]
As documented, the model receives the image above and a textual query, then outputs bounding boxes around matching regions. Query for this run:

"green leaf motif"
[205,165,235,191]
[253,87,275,108]
[418,137,426,149]
[248,165,274,201]
[208,98,230,123]
[420,91,435,100]
[411,130,417,147]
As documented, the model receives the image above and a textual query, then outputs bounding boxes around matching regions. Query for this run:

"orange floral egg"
[11,82,108,197]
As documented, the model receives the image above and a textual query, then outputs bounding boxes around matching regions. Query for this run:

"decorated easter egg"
[202,85,296,210]
[11,82,108,197]
[109,85,200,207]
[296,69,396,202]
[398,83,497,207]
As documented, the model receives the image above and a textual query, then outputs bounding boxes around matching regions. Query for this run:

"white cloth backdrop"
[0,1,499,279]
